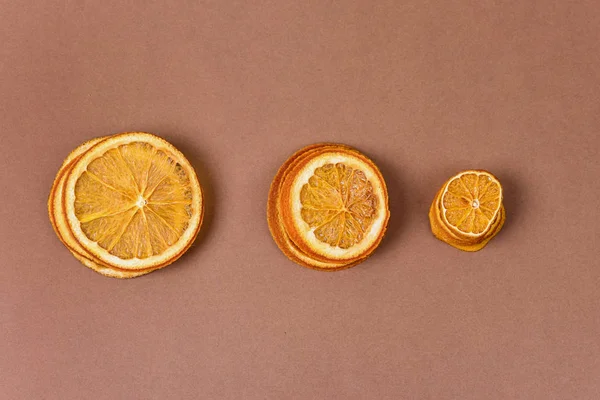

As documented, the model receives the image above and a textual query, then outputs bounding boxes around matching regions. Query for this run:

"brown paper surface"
[2,1,599,399]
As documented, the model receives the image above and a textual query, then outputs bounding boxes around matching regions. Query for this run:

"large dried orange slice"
[49,132,204,277]
[429,170,505,251]
[268,144,389,270]
[49,137,161,278]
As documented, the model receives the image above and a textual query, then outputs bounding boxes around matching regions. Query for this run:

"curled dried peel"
[67,247,157,279]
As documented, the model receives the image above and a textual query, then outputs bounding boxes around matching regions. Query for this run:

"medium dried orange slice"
[49,132,204,276]
[441,170,503,237]
[269,144,389,270]
[429,170,505,251]
[268,144,364,270]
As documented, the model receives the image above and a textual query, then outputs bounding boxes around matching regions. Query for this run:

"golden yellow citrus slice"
[280,146,389,263]
[429,170,505,251]
[440,170,503,238]
[429,185,505,252]
[49,144,159,278]
[268,143,366,270]
[63,132,203,270]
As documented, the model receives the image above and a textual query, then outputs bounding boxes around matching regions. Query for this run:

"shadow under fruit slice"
[278,145,390,264]
[62,132,204,271]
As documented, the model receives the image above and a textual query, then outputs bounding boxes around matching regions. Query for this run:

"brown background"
[2,1,599,399]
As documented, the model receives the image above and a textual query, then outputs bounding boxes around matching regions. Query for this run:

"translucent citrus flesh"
[442,172,501,236]
[300,163,378,249]
[74,142,194,260]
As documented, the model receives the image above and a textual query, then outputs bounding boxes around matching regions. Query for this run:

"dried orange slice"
[49,137,161,278]
[268,144,364,270]
[441,170,503,237]
[269,144,389,270]
[429,170,505,251]
[430,187,505,251]
[49,132,204,276]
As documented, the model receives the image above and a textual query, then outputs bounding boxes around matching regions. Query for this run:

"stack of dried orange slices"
[268,144,390,270]
[429,170,505,251]
[48,132,204,278]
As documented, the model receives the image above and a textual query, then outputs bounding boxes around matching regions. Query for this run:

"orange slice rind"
[49,136,107,246]
[268,144,389,270]
[429,170,505,251]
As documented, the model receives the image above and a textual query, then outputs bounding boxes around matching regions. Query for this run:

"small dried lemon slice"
[62,132,203,270]
[279,146,389,263]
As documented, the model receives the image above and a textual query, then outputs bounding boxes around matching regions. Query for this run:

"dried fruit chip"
[49,132,204,276]
[429,170,505,251]
[268,144,389,270]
